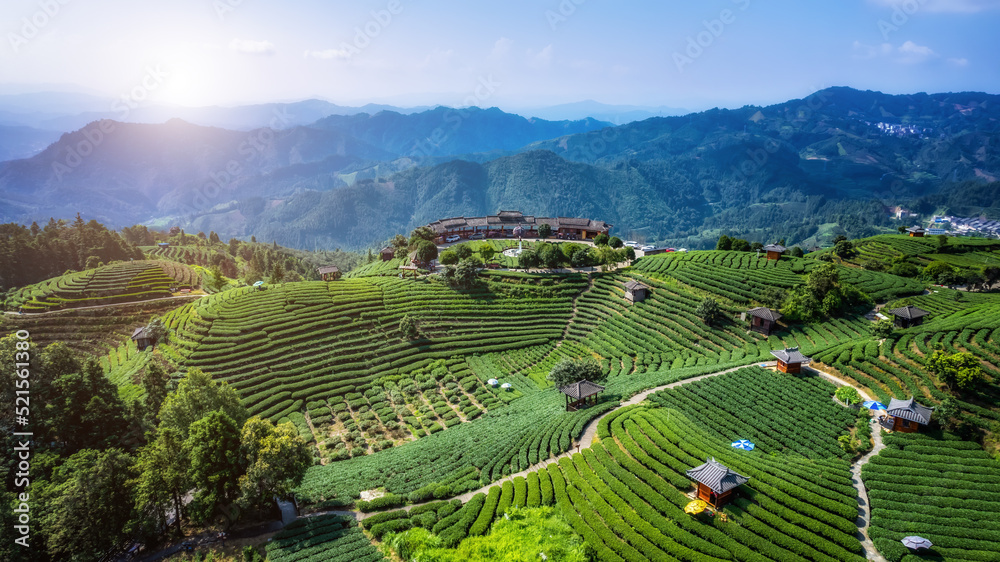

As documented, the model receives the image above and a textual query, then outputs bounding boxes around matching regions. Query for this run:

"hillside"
[8,232,1000,560]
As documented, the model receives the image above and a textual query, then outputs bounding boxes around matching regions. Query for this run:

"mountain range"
[1,87,998,251]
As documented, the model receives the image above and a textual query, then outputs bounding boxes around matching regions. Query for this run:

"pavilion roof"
[686,458,749,494]
[558,380,605,400]
[887,397,933,425]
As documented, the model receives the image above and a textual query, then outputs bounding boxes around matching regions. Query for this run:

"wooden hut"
[131,327,153,351]
[380,246,396,261]
[317,266,341,281]
[887,305,929,329]
[558,380,605,411]
[623,280,650,303]
[770,347,810,374]
[906,226,925,237]
[747,307,782,336]
[763,244,786,261]
[686,457,749,508]
[885,397,933,433]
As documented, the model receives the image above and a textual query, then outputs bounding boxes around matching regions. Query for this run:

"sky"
[1,0,998,112]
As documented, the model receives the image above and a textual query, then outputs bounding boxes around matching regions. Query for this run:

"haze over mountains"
[1,87,998,251]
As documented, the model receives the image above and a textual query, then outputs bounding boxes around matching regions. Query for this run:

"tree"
[833,234,847,244]
[592,233,610,246]
[548,358,605,387]
[269,262,285,284]
[571,247,593,268]
[789,246,804,258]
[238,417,313,513]
[140,362,171,424]
[537,243,563,269]
[209,265,226,292]
[400,315,419,340]
[731,238,750,252]
[834,386,862,406]
[935,234,949,251]
[935,396,961,430]
[134,427,189,536]
[928,350,985,392]
[923,260,954,280]
[449,259,480,289]
[518,247,540,269]
[781,287,821,322]
[696,297,723,326]
[833,239,854,258]
[807,262,840,298]
[759,286,787,309]
[414,239,438,266]
[453,243,473,260]
[479,245,496,264]
[537,223,552,239]
[438,249,459,265]
[158,368,248,439]
[750,241,763,252]
[186,411,244,524]
[716,235,732,251]
[608,236,623,248]
[45,448,137,560]
[869,318,895,339]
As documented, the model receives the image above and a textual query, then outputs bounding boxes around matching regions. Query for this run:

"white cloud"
[868,0,1000,13]
[229,38,276,56]
[528,44,553,68]
[852,40,894,58]
[947,56,970,66]
[897,40,936,63]
[491,37,512,59]
[303,49,351,60]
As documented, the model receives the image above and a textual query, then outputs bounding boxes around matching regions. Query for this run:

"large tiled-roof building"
[425,211,611,241]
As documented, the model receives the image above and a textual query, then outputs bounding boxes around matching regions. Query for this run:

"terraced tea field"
[370,367,867,561]
[5,260,197,311]
[864,432,1000,561]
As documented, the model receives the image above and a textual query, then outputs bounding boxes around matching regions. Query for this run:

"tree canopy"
[548,358,605,388]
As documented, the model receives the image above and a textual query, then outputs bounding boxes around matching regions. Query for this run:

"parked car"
[640,245,655,251]
[624,241,638,248]
[445,235,461,243]
[469,232,485,240]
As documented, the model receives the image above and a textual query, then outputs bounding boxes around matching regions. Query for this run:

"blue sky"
[1,0,998,112]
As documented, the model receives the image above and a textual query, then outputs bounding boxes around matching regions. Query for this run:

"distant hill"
[513,99,688,124]
[1,87,998,250]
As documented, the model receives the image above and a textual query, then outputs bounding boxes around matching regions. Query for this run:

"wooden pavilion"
[763,244,786,261]
[399,265,419,279]
[770,347,810,374]
[885,397,933,433]
[380,246,396,261]
[623,280,651,303]
[558,380,605,411]
[887,305,930,329]
[317,266,341,281]
[906,226,926,237]
[747,307,782,336]
[686,457,749,508]
[131,327,153,351]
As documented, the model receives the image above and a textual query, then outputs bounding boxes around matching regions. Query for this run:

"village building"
[763,244,786,261]
[317,266,341,281]
[380,246,396,261]
[885,396,933,433]
[131,327,153,351]
[558,380,605,412]
[906,226,926,237]
[623,280,650,303]
[425,211,611,242]
[770,347,810,374]
[887,305,930,329]
[686,458,749,508]
[747,307,782,336]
